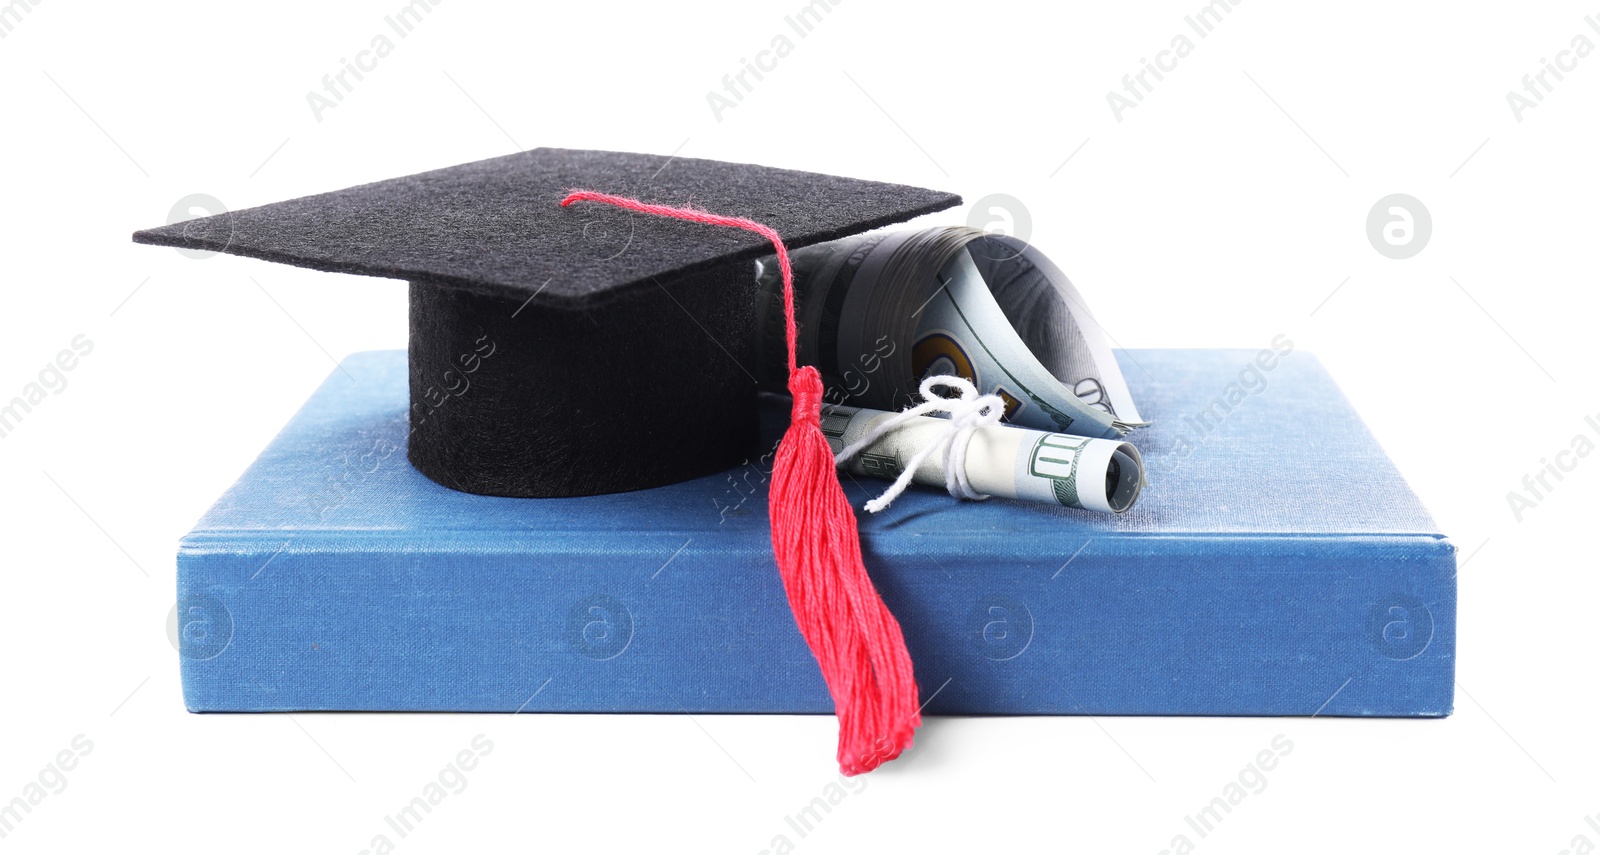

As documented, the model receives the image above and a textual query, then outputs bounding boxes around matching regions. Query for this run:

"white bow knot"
[833,375,1007,513]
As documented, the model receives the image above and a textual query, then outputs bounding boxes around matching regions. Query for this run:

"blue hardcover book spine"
[175,349,1455,717]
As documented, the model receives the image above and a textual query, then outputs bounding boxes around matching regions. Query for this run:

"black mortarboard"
[133,148,960,497]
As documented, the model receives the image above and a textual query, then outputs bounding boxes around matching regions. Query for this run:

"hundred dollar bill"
[823,403,1146,513]
[756,227,1145,440]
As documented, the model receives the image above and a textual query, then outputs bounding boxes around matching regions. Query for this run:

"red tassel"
[772,365,920,773]
[559,190,921,774]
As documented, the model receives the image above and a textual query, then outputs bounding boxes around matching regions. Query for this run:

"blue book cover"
[175,348,1455,716]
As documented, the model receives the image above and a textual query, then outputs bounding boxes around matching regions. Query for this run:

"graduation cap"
[133,148,958,498]
[134,148,961,774]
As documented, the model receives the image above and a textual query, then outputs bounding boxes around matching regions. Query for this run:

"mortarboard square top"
[133,148,961,307]
[134,148,961,497]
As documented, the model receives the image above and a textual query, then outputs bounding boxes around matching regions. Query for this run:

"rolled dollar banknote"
[823,403,1146,513]
[756,227,1146,440]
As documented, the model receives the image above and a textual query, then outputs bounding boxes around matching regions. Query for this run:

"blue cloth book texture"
[176,349,1455,716]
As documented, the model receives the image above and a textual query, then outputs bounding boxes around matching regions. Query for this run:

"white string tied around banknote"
[834,375,1007,513]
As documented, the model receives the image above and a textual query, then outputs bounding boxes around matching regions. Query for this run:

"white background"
[2,0,1597,851]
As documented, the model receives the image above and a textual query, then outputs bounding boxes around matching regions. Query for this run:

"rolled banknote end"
[1061,433,1144,514]
[824,404,1146,514]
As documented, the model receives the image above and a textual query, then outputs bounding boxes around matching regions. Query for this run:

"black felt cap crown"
[133,148,961,497]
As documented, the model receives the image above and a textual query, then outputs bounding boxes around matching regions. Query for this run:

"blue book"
[175,348,1455,716]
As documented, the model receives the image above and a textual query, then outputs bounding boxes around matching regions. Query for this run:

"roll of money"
[756,227,1146,440]
[823,403,1146,513]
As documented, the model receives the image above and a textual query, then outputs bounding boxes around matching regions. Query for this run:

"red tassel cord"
[559,190,921,774]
